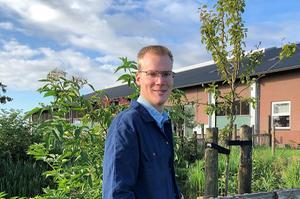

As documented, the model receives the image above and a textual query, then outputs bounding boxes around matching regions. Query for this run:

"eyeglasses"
[138,70,175,79]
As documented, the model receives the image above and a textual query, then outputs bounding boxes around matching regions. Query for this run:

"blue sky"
[0,0,299,112]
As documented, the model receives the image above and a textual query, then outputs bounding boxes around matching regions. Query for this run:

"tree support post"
[204,128,218,198]
[272,124,276,156]
[238,125,252,194]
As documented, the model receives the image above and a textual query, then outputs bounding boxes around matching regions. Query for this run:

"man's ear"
[135,72,141,86]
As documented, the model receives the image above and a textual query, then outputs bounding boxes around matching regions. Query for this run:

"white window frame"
[271,101,291,130]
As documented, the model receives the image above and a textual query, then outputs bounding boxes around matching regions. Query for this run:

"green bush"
[26,72,119,198]
[174,136,204,198]
[0,109,49,198]
[0,109,41,161]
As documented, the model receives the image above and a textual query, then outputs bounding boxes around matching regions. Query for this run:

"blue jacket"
[102,101,180,199]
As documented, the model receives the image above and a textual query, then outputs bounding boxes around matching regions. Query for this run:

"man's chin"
[154,99,167,107]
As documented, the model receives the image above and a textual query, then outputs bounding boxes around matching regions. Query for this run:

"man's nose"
[155,75,166,84]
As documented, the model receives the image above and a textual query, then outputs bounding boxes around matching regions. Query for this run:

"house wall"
[216,84,252,129]
[183,86,208,125]
[259,69,300,146]
[181,84,251,126]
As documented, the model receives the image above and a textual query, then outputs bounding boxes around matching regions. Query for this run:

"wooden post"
[193,131,197,159]
[201,123,205,139]
[232,124,237,140]
[272,124,276,156]
[238,125,252,194]
[204,128,218,198]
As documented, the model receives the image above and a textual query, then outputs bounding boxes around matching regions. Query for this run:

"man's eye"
[148,72,158,77]
[162,72,171,77]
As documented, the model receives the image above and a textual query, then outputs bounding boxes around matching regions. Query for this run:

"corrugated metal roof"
[86,45,300,99]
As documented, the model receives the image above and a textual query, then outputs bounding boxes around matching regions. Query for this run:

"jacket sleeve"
[102,120,139,199]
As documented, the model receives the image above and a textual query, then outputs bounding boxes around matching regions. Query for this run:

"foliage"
[168,89,197,137]
[0,110,49,198]
[26,70,120,198]
[0,192,7,199]
[185,160,205,199]
[114,57,139,100]
[0,82,12,104]
[0,109,41,161]
[0,159,50,198]
[279,43,297,60]
[174,136,204,168]
[174,136,204,199]
[199,0,264,194]
[200,0,263,139]
[282,159,300,188]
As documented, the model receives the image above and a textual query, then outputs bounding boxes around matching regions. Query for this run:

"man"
[102,45,182,199]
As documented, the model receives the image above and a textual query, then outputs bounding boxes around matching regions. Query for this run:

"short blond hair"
[137,45,173,69]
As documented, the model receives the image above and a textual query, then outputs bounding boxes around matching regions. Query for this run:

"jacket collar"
[130,100,157,123]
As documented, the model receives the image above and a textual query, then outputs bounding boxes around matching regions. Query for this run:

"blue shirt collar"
[137,96,169,129]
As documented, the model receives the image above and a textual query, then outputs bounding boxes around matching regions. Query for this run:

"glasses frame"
[138,70,175,79]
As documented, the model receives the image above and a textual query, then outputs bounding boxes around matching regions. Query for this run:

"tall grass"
[184,147,300,198]
[186,160,205,198]
[0,159,51,198]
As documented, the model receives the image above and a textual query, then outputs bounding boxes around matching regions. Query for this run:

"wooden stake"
[238,125,252,194]
[204,128,218,198]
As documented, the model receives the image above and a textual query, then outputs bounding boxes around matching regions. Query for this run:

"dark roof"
[84,84,135,99]
[87,45,300,99]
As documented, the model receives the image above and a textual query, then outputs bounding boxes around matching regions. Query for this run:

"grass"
[183,146,300,198]
[0,159,51,198]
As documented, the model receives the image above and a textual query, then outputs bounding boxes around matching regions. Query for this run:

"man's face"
[136,52,174,111]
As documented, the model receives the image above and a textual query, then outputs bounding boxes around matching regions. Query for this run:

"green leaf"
[24,107,42,119]
[44,90,57,97]
[279,43,297,60]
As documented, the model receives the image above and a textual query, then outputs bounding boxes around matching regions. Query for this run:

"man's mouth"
[152,89,167,94]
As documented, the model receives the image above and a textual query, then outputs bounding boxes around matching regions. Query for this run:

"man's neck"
[137,96,164,113]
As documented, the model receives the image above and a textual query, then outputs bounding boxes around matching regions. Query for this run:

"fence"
[213,188,300,199]
[252,133,271,146]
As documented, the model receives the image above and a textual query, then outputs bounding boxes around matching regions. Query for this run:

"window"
[272,101,291,129]
[216,100,250,116]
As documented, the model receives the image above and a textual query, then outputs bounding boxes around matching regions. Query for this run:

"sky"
[0,0,299,112]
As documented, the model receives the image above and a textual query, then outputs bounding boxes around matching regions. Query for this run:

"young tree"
[200,1,298,195]
[199,0,263,195]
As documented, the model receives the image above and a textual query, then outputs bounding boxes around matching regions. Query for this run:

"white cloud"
[0,39,120,91]
[0,0,150,57]
[28,4,60,22]
[0,40,40,58]
[246,21,300,49]
[0,22,14,30]
[0,0,205,63]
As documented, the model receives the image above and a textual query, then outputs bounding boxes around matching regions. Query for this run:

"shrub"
[26,72,118,198]
[0,109,48,198]
[0,109,41,161]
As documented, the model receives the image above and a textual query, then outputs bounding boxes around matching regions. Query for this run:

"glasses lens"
[147,71,158,78]
[140,70,174,78]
